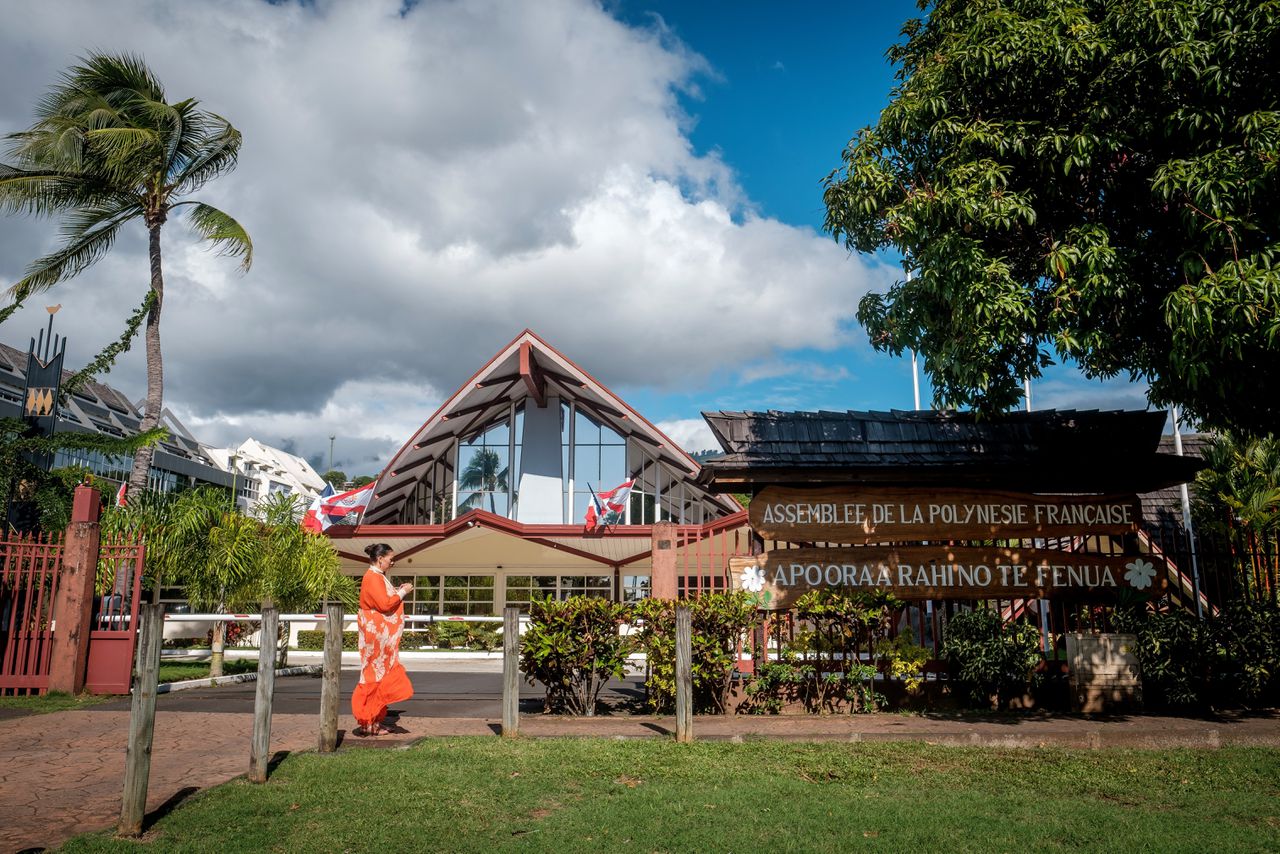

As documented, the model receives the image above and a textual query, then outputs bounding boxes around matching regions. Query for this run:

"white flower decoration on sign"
[1124,558,1157,590]
[740,566,765,593]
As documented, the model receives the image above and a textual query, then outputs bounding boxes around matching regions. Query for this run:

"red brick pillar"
[48,485,102,694]
[651,521,678,600]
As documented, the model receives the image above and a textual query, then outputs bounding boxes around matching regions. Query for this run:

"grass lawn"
[156,658,256,684]
[0,691,112,715]
[59,739,1280,853]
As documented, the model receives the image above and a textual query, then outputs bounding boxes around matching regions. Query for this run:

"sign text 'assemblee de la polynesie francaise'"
[730,486,1166,608]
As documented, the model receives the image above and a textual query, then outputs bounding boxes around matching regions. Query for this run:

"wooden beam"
[541,368,585,388]
[442,397,510,422]
[476,371,521,388]
[519,341,547,407]
[390,455,434,478]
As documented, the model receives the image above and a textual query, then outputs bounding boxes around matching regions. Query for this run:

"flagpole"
[1025,371,1050,654]
[1172,406,1204,619]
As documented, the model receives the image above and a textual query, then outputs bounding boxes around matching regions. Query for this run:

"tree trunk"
[128,220,166,493]
[210,619,225,678]
[276,621,289,668]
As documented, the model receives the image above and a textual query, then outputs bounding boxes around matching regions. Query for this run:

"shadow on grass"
[142,786,199,832]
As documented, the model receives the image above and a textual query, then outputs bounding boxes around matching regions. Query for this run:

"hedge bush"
[941,608,1043,709]
[520,595,633,715]
[295,625,499,652]
[633,592,759,714]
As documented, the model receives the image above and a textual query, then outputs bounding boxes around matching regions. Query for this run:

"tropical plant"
[520,595,634,716]
[101,487,353,675]
[1194,431,1280,600]
[941,608,1043,709]
[457,447,507,513]
[632,592,760,714]
[822,0,1280,436]
[1,52,253,491]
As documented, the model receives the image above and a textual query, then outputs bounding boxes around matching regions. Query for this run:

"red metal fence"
[0,533,64,695]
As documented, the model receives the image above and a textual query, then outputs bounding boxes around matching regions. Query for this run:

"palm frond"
[0,165,109,216]
[173,120,242,193]
[183,202,253,272]
[8,199,143,297]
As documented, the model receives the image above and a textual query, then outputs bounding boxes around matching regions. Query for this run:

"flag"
[584,478,634,531]
[320,482,375,523]
[115,482,127,508]
[301,482,337,533]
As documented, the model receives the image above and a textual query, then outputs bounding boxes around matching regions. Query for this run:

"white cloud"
[0,0,888,473]
[655,418,718,454]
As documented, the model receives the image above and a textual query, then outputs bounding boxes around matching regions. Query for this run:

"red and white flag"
[301,483,336,533]
[584,479,634,531]
[114,482,127,508]
[320,483,375,523]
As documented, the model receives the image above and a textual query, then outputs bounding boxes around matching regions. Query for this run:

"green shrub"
[742,652,881,714]
[633,592,760,714]
[1113,606,1212,708]
[296,630,358,651]
[941,608,1043,709]
[1210,599,1280,706]
[1115,599,1279,709]
[521,595,634,715]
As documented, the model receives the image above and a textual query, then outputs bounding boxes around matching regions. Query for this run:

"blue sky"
[607,0,1151,449]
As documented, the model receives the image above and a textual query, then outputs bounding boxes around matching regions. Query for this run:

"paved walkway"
[0,671,1276,853]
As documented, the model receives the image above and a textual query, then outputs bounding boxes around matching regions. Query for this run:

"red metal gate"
[1,532,144,695]
[0,533,64,695]
[85,538,145,694]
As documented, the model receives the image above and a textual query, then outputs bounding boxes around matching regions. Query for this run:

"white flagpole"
[907,270,922,410]
[1026,371,1050,654]
[1172,406,1204,619]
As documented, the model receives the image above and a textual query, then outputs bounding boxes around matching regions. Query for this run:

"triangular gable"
[362,329,740,525]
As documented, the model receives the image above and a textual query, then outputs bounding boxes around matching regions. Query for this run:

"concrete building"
[204,438,328,516]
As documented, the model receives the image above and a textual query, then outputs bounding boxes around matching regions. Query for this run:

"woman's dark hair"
[364,543,394,562]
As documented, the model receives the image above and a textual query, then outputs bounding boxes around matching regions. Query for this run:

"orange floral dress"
[351,567,414,728]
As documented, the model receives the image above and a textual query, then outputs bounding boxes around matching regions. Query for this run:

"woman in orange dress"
[351,543,414,736]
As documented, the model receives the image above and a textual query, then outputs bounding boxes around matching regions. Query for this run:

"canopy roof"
[697,408,1203,493]
[363,330,740,525]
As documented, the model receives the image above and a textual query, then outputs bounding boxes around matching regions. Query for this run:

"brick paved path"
[0,686,1276,852]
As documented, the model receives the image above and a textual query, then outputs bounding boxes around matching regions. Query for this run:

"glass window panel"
[600,422,625,445]
[485,419,510,446]
[562,576,586,588]
[472,576,494,588]
[575,410,600,444]
[574,445,600,484]
[588,576,613,588]
[445,576,469,589]
[600,444,626,484]
[572,492,592,523]
[506,576,531,591]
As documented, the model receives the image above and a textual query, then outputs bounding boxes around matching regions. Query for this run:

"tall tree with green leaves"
[0,52,253,491]
[823,0,1278,437]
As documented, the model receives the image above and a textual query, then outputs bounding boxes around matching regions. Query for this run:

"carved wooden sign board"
[729,547,1167,609]
[749,486,1142,544]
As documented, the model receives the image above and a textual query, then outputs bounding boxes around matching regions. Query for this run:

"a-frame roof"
[363,329,740,524]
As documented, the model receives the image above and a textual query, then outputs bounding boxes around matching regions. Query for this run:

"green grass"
[59,740,1280,853]
[0,691,112,715]
[156,658,256,684]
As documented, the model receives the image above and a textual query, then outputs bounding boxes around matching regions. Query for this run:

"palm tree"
[0,52,252,493]
[458,448,508,514]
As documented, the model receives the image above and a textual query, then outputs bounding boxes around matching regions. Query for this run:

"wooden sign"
[729,546,1166,609]
[750,486,1142,544]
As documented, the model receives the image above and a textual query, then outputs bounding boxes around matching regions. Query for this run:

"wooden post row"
[118,602,163,837]
[249,605,279,784]
[318,604,344,753]
[675,605,692,743]
[502,607,520,737]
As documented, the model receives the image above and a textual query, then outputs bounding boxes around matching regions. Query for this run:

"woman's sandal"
[357,724,389,737]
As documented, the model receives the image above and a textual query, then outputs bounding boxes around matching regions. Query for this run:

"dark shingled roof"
[1140,433,1212,539]
[697,409,1204,493]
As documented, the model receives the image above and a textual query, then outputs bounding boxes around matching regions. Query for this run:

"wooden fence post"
[249,605,279,783]
[118,602,163,837]
[318,604,343,753]
[675,605,692,743]
[502,607,519,737]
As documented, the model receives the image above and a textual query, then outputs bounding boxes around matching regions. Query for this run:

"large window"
[504,573,614,612]
[458,420,511,516]
[403,575,494,616]
[569,410,626,524]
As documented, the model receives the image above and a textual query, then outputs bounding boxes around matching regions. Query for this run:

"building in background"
[0,340,235,494]
[204,438,327,515]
